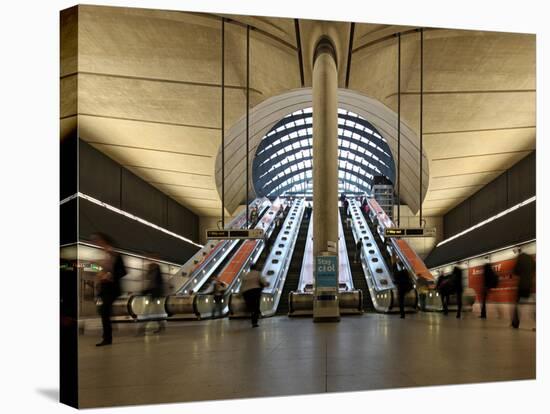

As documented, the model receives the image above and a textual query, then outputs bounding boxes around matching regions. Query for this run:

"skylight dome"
[252,108,396,197]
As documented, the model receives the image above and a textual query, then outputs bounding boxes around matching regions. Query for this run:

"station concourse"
[60,5,536,408]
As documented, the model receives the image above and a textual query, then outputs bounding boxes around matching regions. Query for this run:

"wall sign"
[315,255,338,288]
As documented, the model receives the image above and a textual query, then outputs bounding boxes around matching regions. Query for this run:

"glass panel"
[254,107,395,197]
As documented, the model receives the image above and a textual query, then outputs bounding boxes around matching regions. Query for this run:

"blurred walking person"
[394,262,412,318]
[452,266,463,319]
[240,262,269,327]
[480,263,498,319]
[92,233,127,346]
[143,255,167,333]
[511,252,535,329]
[212,278,229,318]
[436,274,452,316]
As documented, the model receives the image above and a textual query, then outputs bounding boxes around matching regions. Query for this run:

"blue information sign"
[315,255,338,288]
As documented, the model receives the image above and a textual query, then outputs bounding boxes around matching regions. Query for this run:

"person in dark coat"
[240,262,269,327]
[452,266,463,319]
[284,202,290,217]
[145,260,164,299]
[394,262,412,318]
[361,197,370,217]
[92,233,127,347]
[511,252,535,329]
[340,193,346,206]
[355,238,363,264]
[276,205,284,229]
[143,257,166,333]
[304,202,311,220]
[480,263,498,319]
[436,274,452,316]
[364,203,370,217]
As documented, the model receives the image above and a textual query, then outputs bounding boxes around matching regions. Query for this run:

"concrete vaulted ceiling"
[61,5,536,220]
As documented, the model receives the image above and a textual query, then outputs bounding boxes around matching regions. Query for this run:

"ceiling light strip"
[60,193,78,205]
[60,192,203,248]
[429,238,536,272]
[436,196,536,247]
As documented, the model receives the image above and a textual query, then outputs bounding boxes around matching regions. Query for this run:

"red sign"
[467,256,536,303]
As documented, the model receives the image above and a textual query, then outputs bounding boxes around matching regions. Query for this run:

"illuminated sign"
[384,228,436,238]
[385,228,406,237]
[206,229,265,240]
[206,230,229,239]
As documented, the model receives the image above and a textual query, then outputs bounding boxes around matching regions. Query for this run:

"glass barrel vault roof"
[252,108,396,197]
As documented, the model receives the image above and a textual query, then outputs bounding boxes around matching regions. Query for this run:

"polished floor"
[78,312,536,408]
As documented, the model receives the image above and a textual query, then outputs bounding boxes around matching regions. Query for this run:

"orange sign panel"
[467,256,536,303]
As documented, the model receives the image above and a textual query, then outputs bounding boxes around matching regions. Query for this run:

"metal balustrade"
[230,199,306,318]
[126,198,272,321]
[348,199,417,313]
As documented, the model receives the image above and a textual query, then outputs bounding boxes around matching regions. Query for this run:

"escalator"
[347,199,417,313]
[173,198,271,296]
[229,199,306,318]
[362,208,393,267]
[188,198,285,319]
[198,210,286,295]
[364,197,434,288]
[286,208,362,316]
[339,207,374,312]
[169,198,272,295]
[253,208,285,272]
[196,243,244,294]
[123,198,273,321]
[276,207,311,315]
[363,197,476,312]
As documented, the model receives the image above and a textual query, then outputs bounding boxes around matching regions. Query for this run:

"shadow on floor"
[36,388,59,402]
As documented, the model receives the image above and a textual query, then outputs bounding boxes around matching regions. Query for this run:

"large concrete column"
[312,37,339,258]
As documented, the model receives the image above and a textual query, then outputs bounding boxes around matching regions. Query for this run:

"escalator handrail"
[175,239,240,295]
[193,198,283,318]
[337,210,354,291]
[257,199,306,317]
[168,203,253,286]
[349,199,395,292]
[297,216,314,291]
[365,197,434,285]
[220,198,283,289]
[261,199,305,295]
[175,198,272,295]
